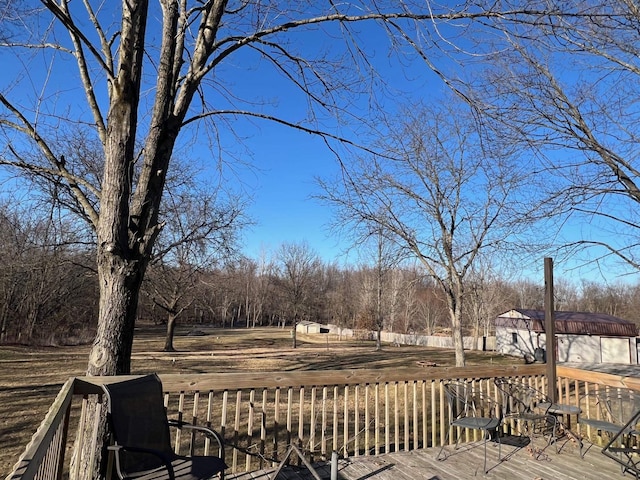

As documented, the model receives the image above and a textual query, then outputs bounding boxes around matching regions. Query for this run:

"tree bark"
[451,311,465,367]
[72,1,150,476]
[445,280,466,367]
[292,320,297,348]
[72,251,146,480]
[164,312,177,352]
[88,252,145,375]
[84,0,149,376]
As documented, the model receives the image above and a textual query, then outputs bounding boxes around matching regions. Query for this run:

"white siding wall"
[496,327,540,358]
[496,325,637,364]
[557,335,601,363]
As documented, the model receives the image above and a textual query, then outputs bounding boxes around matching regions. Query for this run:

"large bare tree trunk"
[71,252,147,479]
[85,0,148,375]
[72,0,150,475]
[89,255,145,375]
[69,266,142,479]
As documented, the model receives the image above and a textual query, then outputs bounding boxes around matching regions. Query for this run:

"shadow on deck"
[227,436,626,480]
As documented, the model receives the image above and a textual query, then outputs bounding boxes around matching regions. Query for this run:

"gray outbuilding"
[495,308,639,364]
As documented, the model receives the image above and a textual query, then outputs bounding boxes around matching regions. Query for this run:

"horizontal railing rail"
[7,363,640,480]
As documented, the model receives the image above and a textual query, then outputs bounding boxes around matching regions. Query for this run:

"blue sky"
[238,125,347,262]
[1,3,639,286]
[186,18,439,266]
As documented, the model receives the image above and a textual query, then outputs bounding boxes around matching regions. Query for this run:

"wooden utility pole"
[544,257,557,402]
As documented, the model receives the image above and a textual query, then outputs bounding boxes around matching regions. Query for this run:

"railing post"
[545,257,558,403]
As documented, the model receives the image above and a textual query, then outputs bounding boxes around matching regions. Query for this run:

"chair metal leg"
[483,428,501,474]
[438,425,501,474]
[436,425,452,461]
[437,426,475,459]
[483,430,488,474]
[552,418,559,453]
[543,416,559,454]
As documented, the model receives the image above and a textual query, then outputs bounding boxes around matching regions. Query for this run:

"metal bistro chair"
[578,390,640,459]
[579,390,640,478]
[494,378,558,457]
[437,380,502,474]
[102,374,228,480]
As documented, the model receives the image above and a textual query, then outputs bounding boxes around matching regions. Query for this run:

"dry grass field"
[0,325,515,478]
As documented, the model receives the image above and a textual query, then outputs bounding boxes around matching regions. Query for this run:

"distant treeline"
[2,216,639,346]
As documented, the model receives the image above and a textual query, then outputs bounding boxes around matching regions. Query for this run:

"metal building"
[495,309,639,364]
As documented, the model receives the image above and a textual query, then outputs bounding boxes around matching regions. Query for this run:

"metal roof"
[495,308,638,337]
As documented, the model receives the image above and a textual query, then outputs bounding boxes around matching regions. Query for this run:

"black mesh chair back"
[495,378,550,417]
[103,374,227,480]
[494,378,559,455]
[104,374,174,473]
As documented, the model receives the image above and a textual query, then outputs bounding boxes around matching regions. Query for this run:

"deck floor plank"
[227,437,632,480]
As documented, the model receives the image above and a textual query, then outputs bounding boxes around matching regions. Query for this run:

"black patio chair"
[436,380,502,474]
[494,378,558,457]
[102,374,227,480]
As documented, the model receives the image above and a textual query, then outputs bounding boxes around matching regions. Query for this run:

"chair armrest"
[167,420,225,458]
[107,444,176,480]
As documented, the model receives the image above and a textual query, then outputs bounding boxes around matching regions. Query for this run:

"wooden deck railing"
[6,363,640,480]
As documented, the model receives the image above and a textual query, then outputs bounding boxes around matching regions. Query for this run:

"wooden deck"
[10,367,640,480]
[227,436,632,480]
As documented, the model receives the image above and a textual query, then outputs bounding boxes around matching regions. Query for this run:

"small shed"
[295,321,330,334]
[495,309,639,364]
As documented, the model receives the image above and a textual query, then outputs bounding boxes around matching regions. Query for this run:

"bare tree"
[579,280,632,317]
[415,278,447,336]
[464,264,511,349]
[392,267,424,334]
[511,279,545,310]
[198,267,238,327]
[145,261,197,351]
[552,278,580,312]
[145,163,244,350]
[0,2,596,473]
[320,100,534,366]
[0,1,573,377]
[250,251,277,327]
[0,200,97,344]
[324,264,359,330]
[0,0,30,42]
[276,241,321,348]
[360,228,400,349]
[457,2,640,275]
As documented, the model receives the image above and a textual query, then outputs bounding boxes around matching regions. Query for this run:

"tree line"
[2,201,638,348]
[2,1,639,374]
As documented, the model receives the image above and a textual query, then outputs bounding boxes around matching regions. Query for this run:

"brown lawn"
[0,325,515,477]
